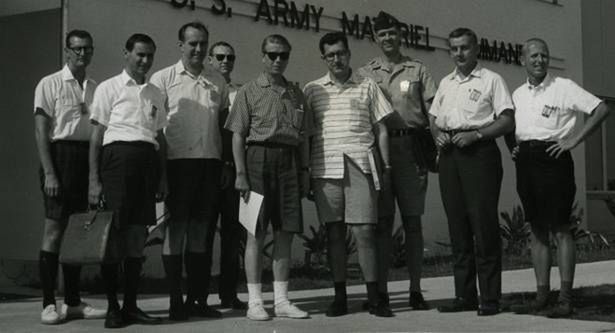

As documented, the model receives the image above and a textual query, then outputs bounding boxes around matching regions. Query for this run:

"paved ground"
[1,261,615,332]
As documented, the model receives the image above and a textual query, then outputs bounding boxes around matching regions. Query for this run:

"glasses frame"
[67,46,94,55]
[213,54,236,62]
[265,52,290,61]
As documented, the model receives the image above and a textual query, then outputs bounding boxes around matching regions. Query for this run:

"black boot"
[101,263,124,328]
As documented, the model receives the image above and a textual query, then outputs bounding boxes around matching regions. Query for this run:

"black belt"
[52,140,89,147]
[519,140,556,148]
[247,141,296,150]
[442,129,478,136]
[388,128,417,137]
[106,141,155,148]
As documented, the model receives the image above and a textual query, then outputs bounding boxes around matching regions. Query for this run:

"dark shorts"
[166,158,222,223]
[101,142,159,226]
[379,134,428,218]
[247,144,302,234]
[39,141,89,221]
[516,140,576,229]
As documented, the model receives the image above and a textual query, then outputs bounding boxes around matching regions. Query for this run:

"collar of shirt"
[450,63,483,82]
[369,55,417,72]
[321,70,364,87]
[174,60,216,87]
[256,72,292,96]
[61,64,95,101]
[526,73,553,91]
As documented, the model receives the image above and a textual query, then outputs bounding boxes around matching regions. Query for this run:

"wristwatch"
[475,129,483,141]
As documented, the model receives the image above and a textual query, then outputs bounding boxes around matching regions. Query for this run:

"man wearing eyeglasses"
[358,11,437,311]
[34,29,106,325]
[150,21,229,321]
[304,31,394,318]
[225,34,309,321]
[207,41,248,310]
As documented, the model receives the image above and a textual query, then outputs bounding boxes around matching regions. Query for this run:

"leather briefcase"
[59,210,115,265]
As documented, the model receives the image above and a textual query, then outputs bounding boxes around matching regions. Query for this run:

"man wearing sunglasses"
[207,41,248,310]
[34,29,106,325]
[225,34,309,321]
[150,22,229,321]
[359,11,437,311]
[304,32,394,318]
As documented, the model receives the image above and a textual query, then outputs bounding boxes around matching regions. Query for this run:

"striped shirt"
[224,73,306,146]
[304,71,393,179]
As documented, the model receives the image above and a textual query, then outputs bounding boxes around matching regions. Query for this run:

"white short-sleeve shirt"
[429,65,513,131]
[33,65,97,141]
[150,61,229,159]
[90,70,168,148]
[513,74,602,142]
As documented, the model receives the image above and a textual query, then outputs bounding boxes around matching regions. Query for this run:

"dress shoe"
[362,292,389,310]
[409,291,430,310]
[121,307,163,325]
[168,300,188,321]
[369,301,394,317]
[477,302,501,316]
[546,302,573,318]
[325,300,348,317]
[104,308,126,329]
[220,298,248,310]
[186,301,223,318]
[437,297,478,313]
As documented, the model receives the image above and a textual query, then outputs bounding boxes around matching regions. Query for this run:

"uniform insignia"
[400,80,410,93]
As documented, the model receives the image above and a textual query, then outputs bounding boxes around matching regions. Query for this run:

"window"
[586,98,615,198]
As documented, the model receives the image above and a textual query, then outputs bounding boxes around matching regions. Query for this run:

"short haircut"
[318,32,349,54]
[125,33,156,51]
[522,37,550,56]
[261,34,291,53]
[65,29,93,48]
[208,41,235,56]
[178,21,209,41]
[448,27,478,46]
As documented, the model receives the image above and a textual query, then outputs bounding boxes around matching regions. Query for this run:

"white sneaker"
[65,302,107,319]
[274,301,309,319]
[247,302,270,321]
[41,304,63,324]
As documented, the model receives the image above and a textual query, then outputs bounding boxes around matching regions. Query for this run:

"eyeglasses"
[323,50,349,61]
[214,54,236,62]
[67,46,94,55]
[265,52,290,61]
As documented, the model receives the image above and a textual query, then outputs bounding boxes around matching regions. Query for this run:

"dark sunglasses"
[265,52,290,61]
[68,46,94,55]
[213,54,236,61]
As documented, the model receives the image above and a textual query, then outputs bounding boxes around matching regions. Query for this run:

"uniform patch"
[400,80,410,93]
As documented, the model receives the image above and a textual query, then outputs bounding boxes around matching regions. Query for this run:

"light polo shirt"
[228,82,240,107]
[150,61,229,159]
[90,70,167,148]
[33,65,97,141]
[303,71,393,179]
[358,56,437,129]
[429,64,513,131]
[513,74,601,142]
[225,73,306,146]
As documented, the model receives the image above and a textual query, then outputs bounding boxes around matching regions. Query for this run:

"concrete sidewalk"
[1,261,614,332]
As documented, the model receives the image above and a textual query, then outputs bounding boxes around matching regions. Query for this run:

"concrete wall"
[1,0,592,268]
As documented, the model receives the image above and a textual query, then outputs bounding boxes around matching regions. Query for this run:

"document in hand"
[238,191,264,236]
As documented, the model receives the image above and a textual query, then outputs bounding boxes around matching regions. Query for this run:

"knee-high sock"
[100,263,119,310]
[123,258,143,311]
[62,264,82,306]
[39,250,58,308]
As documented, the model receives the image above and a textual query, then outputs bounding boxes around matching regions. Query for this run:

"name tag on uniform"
[541,105,559,118]
[400,80,410,93]
[469,89,482,102]
[350,98,360,110]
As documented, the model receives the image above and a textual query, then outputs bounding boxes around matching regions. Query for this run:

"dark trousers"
[216,175,245,301]
[438,140,503,304]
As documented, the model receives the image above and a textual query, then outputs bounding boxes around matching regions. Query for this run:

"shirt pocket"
[536,104,562,130]
[462,88,488,122]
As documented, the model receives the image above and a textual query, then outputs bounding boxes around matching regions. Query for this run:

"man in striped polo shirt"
[224,34,309,321]
[303,32,394,317]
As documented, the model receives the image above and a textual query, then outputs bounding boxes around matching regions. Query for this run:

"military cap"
[373,11,399,32]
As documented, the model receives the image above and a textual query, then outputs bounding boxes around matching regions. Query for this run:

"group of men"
[33,10,610,329]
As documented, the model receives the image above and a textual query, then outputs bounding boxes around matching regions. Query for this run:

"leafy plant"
[570,204,610,251]
[298,224,328,269]
[499,205,531,256]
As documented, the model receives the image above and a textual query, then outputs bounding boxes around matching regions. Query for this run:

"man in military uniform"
[358,11,437,309]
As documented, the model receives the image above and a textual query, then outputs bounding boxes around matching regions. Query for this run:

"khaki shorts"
[313,156,377,224]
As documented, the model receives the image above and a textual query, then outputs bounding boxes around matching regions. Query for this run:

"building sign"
[171,0,521,65]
